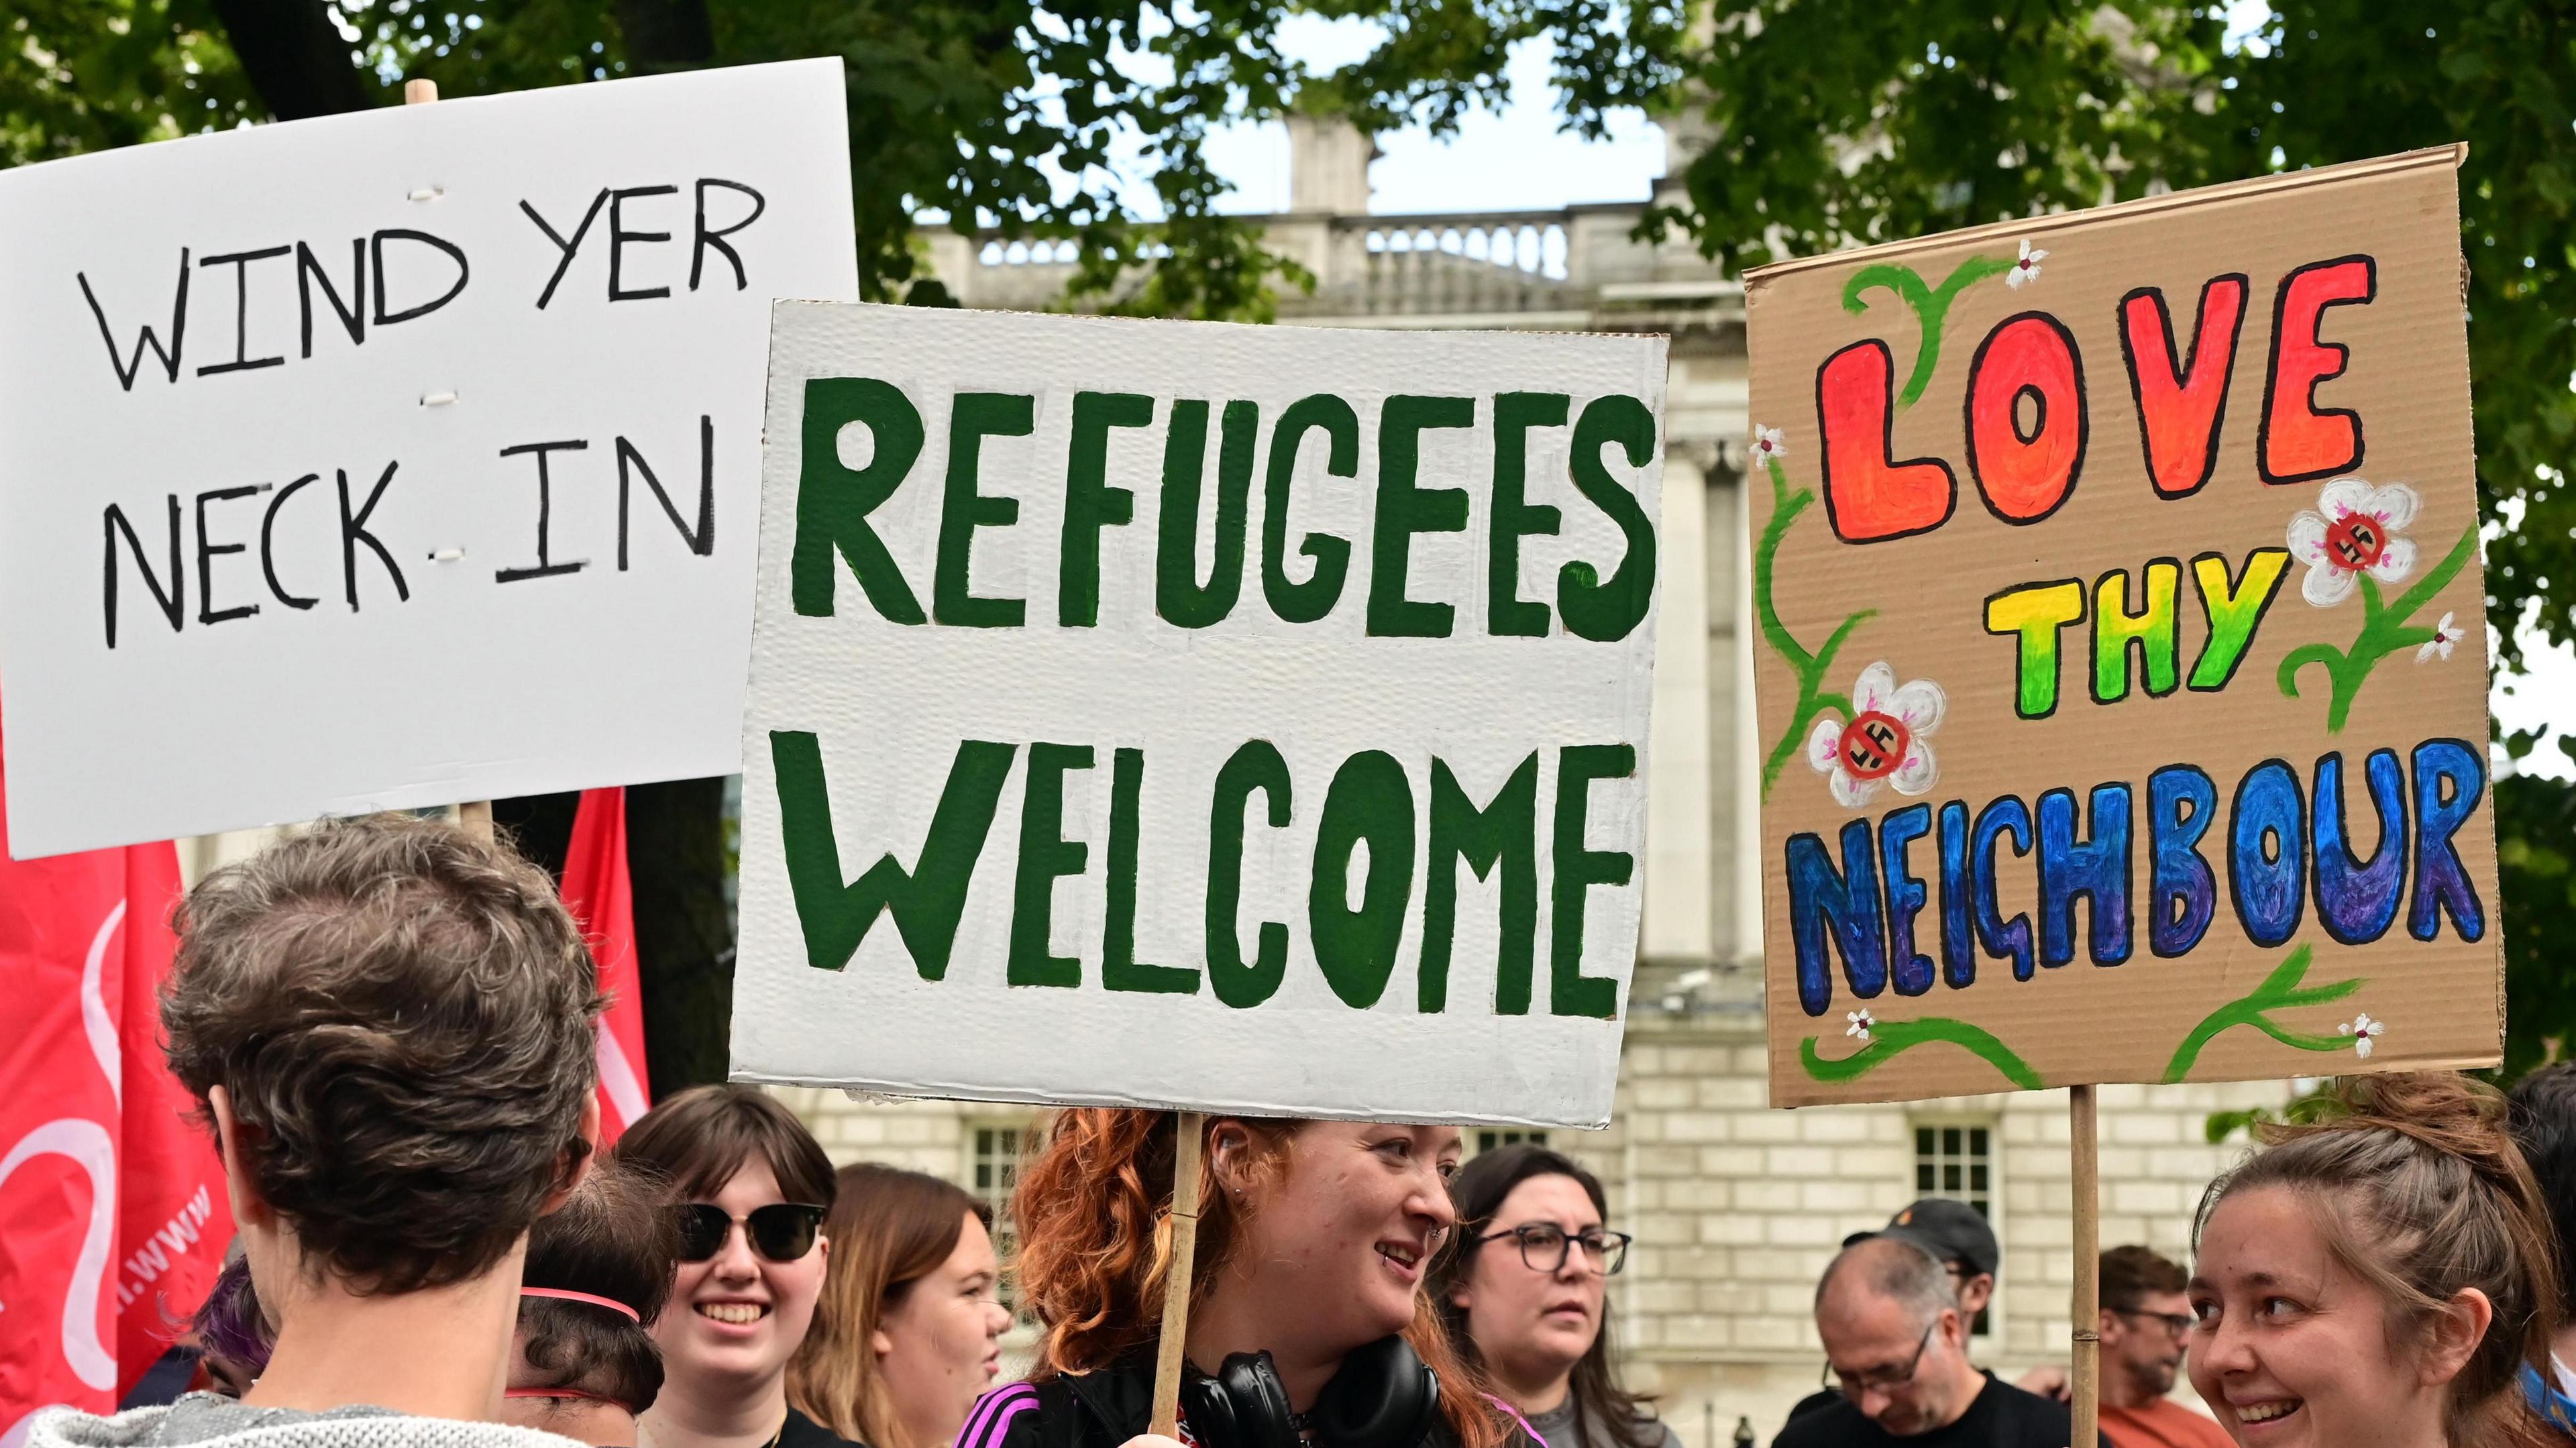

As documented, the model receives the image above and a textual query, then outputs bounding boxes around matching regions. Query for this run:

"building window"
[971,1124,1023,1312]
[1913,1124,1992,1215]
[1911,1121,1996,1337]
[1474,1128,1550,1156]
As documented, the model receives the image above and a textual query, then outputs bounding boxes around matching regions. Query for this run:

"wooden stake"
[1150,1110,1207,1439]
[2070,1084,2100,1448]
[399,74,494,846]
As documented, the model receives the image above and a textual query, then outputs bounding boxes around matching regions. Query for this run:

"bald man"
[1776,1237,2107,1447]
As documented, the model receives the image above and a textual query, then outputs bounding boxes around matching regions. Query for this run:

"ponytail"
[2196,1072,2563,1448]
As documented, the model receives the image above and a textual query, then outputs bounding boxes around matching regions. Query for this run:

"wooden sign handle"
[398,73,494,845]
[1149,1110,1207,1439]
[2070,1084,2100,1448]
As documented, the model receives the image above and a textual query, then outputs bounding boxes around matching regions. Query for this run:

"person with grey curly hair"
[32,813,606,1448]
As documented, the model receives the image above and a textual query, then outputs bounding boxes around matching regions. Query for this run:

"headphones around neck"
[1181,1335,1440,1448]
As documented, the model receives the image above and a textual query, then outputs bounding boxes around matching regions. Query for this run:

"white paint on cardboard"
[733,304,1668,1125]
[0,59,858,856]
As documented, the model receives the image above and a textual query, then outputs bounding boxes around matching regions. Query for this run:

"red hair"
[1012,1109,1505,1448]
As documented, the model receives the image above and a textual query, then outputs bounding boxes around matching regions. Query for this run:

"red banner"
[1,723,232,1429]
[562,787,649,1142]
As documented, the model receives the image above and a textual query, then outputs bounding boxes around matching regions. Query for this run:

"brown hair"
[162,814,603,1293]
[519,1156,681,1412]
[792,1164,990,1448]
[1012,1109,1505,1448]
[2506,1063,2576,1320]
[613,1084,837,1208]
[1430,1145,1660,1448]
[2194,1072,2563,1448]
[2099,1245,2187,1312]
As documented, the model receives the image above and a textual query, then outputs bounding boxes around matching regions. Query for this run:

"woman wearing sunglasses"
[1429,1146,1673,1448]
[619,1086,861,1448]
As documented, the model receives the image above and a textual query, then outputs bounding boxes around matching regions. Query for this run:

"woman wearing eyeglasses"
[618,1086,862,1448]
[1428,1146,1670,1448]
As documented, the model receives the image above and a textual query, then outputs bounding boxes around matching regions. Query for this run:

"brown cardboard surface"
[1744,148,2501,1109]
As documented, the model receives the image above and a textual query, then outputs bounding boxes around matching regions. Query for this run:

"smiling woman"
[2187,1072,2564,1448]
[616,1087,861,1448]
[960,1111,1519,1448]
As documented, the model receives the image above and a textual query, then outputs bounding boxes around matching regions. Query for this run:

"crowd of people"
[27,814,2576,1448]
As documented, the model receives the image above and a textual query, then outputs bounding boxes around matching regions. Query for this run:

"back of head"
[2099,1244,2186,1310]
[612,1084,836,1206]
[519,1156,680,1412]
[2506,1063,2576,1322]
[162,814,603,1292]
[791,1164,986,1448]
[2195,1071,2562,1446]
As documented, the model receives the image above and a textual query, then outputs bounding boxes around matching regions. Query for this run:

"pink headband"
[520,1286,641,1323]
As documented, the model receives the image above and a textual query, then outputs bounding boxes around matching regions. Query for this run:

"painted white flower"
[1846,1009,1874,1042]
[1806,662,1947,809]
[2416,611,2462,663]
[2005,238,2047,288]
[1751,425,1788,465]
[2339,1012,2387,1060]
[2288,478,2420,608]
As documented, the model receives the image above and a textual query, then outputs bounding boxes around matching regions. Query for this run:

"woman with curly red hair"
[957,1111,1515,1448]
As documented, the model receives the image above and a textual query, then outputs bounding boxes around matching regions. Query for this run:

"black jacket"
[957,1350,1522,1448]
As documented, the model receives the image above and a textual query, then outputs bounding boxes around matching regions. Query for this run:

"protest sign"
[731,304,1668,1127]
[0,60,858,858]
[1747,147,2501,1109]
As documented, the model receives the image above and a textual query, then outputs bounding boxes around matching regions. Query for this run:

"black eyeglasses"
[1476,1223,1631,1276]
[2112,1307,2195,1339]
[1824,1319,1939,1398]
[676,1203,827,1263]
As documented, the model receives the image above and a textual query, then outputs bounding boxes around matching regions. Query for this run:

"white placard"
[733,303,1668,1126]
[0,60,858,857]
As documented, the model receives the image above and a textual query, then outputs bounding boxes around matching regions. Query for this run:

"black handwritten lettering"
[297,241,365,357]
[617,416,715,569]
[194,484,266,624]
[520,189,610,310]
[337,461,410,610]
[103,496,183,648]
[608,186,678,301]
[496,440,590,583]
[370,230,470,327]
[262,474,320,610]
[690,179,766,292]
[79,252,190,391]
[195,247,290,377]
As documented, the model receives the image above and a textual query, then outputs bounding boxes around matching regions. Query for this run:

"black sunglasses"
[676,1203,827,1263]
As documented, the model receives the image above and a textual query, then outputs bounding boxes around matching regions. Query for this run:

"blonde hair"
[790,1163,987,1448]
[2196,1072,2563,1448]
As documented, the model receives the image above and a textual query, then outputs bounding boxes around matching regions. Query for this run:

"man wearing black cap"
[1782,1200,2001,1425]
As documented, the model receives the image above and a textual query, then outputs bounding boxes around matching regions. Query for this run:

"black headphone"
[1181,1335,1440,1448]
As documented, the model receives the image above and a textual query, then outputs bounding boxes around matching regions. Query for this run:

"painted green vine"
[2277,524,2478,732]
[1799,948,2365,1093]
[2162,946,2364,1083]
[1801,1016,2044,1092]
[1840,256,2017,409]
[1758,254,2010,797]
[1754,455,1873,797]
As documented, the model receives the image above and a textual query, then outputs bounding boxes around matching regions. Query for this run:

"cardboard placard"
[0,60,859,858]
[1746,148,2502,1109]
[731,303,1668,1126]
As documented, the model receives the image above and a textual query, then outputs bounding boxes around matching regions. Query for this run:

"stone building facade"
[782,117,2292,1445]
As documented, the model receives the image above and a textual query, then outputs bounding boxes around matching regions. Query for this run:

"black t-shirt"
[780,1406,871,1448]
[1772,1373,2108,1448]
